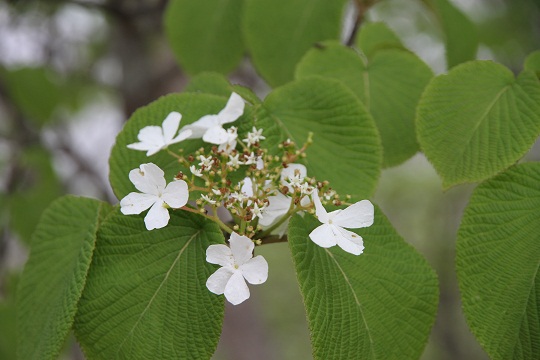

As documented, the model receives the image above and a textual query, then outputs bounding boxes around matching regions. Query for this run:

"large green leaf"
[74,210,225,360]
[296,42,432,167]
[1,67,81,125]
[243,0,347,86]
[8,146,63,244]
[457,163,540,360]
[428,0,478,68]
[184,72,262,105]
[524,50,540,79]
[288,207,438,359]
[17,196,112,360]
[417,61,540,188]
[164,0,244,74]
[109,92,251,200]
[257,76,381,199]
[355,22,405,58]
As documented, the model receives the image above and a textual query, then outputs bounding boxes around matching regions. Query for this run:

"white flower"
[190,165,203,177]
[251,202,265,220]
[206,232,269,305]
[281,164,307,192]
[309,191,374,255]
[198,155,214,168]
[243,127,266,146]
[183,93,244,145]
[201,194,217,204]
[244,152,257,165]
[217,127,238,154]
[127,112,192,156]
[120,163,189,230]
[227,153,241,167]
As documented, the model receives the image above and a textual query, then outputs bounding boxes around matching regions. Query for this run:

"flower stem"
[180,206,233,234]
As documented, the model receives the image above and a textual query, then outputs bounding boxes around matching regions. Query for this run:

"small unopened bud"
[233,224,240,231]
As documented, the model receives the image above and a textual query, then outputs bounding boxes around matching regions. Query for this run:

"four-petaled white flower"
[309,191,374,255]
[206,232,269,305]
[120,163,189,230]
[127,112,192,156]
[184,92,244,145]
[243,127,266,146]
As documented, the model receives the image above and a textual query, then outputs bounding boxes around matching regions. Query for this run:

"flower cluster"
[120,92,374,304]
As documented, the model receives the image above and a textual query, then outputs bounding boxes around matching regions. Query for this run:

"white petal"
[203,126,229,145]
[335,227,364,255]
[224,270,250,305]
[229,232,254,266]
[144,200,169,230]
[281,163,306,184]
[256,157,264,170]
[161,111,182,144]
[137,126,165,147]
[128,163,166,195]
[183,115,220,138]
[332,200,374,229]
[308,223,338,248]
[169,129,192,145]
[126,142,153,152]
[206,267,234,295]
[206,244,234,267]
[120,192,157,215]
[240,177,254,197]
[300,195,311,207]
[218,92,244,125]
[240,255,268,285]
[259,193,291,226]
[161,180,189,208]
[312,191,329,223]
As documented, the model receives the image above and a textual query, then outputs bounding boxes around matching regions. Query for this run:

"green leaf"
[184,72,261,105]
[296,42,433,167]
[243,0,347,86]
[1,67,81,125]
[109,92,251,200]
[257,76,381,199]
[17,196,112,360]
[355,22,405,58]
[0,302,17,360]
[524,50,540,79]
[8,146,62,244]
[74,210,225,360]
[456,163,540,360]
[429,0,478,68]
[164,0,244,75]
[417,61,540,188]
[288,207,438,360]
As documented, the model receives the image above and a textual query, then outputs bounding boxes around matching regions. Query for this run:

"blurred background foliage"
[0,0,539,359]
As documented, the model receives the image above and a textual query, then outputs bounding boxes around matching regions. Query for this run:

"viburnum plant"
[121,92,374,304]
[15,1,540,360]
